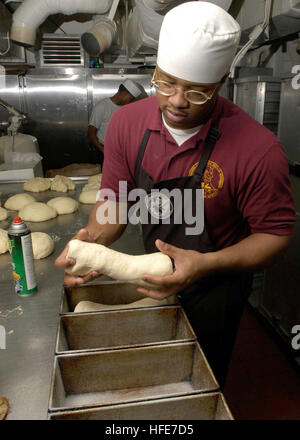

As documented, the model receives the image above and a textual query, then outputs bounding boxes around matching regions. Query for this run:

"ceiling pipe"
[10,0,113,47]
[81,0,120,57]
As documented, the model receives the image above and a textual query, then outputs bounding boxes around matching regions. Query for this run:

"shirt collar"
[148,96,224,144]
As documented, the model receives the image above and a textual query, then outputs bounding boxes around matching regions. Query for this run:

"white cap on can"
[157,1,241,84]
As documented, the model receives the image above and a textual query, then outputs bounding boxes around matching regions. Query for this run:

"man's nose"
[168,88,189,108]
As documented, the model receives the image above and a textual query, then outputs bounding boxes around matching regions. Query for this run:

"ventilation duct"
[39,34,85,66]
[126,0,233,58]
[81,0,120,57]
[10,0,113,47]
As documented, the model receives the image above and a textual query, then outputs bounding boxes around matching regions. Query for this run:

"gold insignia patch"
[188,160,224,198]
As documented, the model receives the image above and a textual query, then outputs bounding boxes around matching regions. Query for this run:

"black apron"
[133,120,253,388]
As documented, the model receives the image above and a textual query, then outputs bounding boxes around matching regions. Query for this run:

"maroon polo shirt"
[100,96,295,250]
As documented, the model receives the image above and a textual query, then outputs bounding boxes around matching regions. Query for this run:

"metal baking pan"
[49,392,233,420]
[56,306,196,354]
[60,280,178,314]
[48,341,219,412]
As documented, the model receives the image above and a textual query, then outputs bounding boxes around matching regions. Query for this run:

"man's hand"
[137,239,211,299]
[137,233,292,300]
[54,228,100,286]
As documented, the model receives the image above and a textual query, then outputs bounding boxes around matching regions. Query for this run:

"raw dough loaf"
[79,189,98,204]
[66,239,173,287]
[0,229,9,254]
[23,177,51,192]
[74,297,170,312]
[19,202,57,222]
[31,232,54,259]
[50,175,75,192]
[0,207,8,221]
[88,173,102,185]
[82,183,99,192]
[47,197,78,214]
[4,193,35,210]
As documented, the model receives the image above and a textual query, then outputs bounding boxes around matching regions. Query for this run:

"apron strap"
[134,128,151,181]
[193,118,221,181]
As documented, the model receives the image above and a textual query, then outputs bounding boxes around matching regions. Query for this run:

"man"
[55,2,295,387]
[88,78,142,166]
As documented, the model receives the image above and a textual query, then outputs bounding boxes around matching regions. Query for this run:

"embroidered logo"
[188,160,224,199]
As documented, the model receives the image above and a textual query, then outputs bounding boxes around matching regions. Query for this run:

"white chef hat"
[122,79,142,98]
[157,1,241,84]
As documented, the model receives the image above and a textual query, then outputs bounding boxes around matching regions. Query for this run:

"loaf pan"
[56,306,196,354]
[49,392,232,419]
[48,341,218,412]
[60,281,178,314]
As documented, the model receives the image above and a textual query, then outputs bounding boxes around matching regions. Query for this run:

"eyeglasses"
[151,70,218,105]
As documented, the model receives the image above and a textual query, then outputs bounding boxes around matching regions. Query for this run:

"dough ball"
[82,183,99,192]
[50,175,75,192]
[79,189,98,204]
[4,193,35,210]
[88,173,102,185]
[31,232,54,259]
[24,177,51,192]
[0,207,8,221]
[19,202,57,222]
[0,229,9,254]
[47,197,78,215]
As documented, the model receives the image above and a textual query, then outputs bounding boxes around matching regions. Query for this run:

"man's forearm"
[85,201,128,247]
[88,126,104,153]
[204,233,292,276]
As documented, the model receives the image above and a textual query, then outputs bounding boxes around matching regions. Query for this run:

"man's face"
[155,66,225,129]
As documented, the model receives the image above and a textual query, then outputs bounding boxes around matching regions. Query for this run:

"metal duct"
[126,0,233,58]
[10,0,113,47]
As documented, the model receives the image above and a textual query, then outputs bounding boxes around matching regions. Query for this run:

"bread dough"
[79,189,98,204]
[66,239,173,287]
[0,207,8,221]
[88,173,102,185]
[31,232,54,259]
[74,297,170,312]
[23,177,51,192]
[0,229,9,254]
[82,183,99,192]
[50,175,75,192]
[47,197,78,215]
[4,193,35,210]
[19,202,57,222]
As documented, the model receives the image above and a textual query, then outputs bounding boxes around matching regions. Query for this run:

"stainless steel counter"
[0,180,145,420]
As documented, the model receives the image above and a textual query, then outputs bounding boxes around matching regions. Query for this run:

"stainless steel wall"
[0,67,153,171]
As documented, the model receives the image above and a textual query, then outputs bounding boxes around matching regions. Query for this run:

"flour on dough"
[0,229,8,254]
[23,177,51,192]
[0,207,8,221]
[19,202,57,222]
[4,193,35,210]
[50,175,75,192]
[47,197,78,214]
[31,232,54,259]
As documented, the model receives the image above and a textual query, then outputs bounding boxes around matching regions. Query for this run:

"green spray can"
[8,216,37,296]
